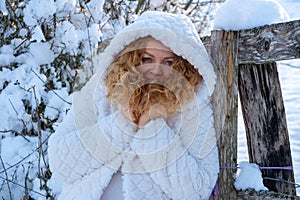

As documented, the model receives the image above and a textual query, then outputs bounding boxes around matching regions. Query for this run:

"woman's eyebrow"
[164,56,175,60]
[143,52,175,59]
[143,52,154,57]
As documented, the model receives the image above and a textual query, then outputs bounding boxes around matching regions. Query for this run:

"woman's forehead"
[145,38,172,53]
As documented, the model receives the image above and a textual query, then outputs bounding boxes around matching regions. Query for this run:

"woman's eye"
[165,60,173,66]
[142,57,153,64]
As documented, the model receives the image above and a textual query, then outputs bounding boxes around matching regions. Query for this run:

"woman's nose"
[149,63,163,75]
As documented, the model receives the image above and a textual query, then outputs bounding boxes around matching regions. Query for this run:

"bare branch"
[0,130,30,142]
[8,99,19,116]
[31,69,72,105]
[0,176,47,197]
[0,156,13,200]
[32,86,47,189]
[24,166,30,200]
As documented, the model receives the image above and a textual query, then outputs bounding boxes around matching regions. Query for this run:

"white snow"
[1,0,300,198]
[213,0,290,30]
[23,0,56,26]
[234,162,268,191]
[0,136,41,199]
[32,26,46,42]
[149,0,165,9]
[57,21,85,53]
[0,45,15,66]
[27,42,55,66]
[0,0,8,15]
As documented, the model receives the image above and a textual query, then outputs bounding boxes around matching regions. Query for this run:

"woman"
[48,11,219,200]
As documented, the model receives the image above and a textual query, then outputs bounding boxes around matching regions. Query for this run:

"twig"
[8,98,19,116]
[0,130,30,142]
[30,69,72,105]
[0,156,13,200]
[5,0,26,29]
[32,86,53,198]
[24,166,30,200]
[0,176,46,197]
[13,37,29,51]
[79,1,95,70]
[8,97,29,134]
[32,86,47,189]
[0,133,51,174]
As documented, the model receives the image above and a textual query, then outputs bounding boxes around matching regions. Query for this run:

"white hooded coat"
[48,11,219,200]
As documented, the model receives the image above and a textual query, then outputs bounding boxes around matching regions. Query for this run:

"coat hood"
[94,11,216,95]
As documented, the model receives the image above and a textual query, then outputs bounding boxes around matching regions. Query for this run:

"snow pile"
[213,0,289,30]
[234,162,268,191]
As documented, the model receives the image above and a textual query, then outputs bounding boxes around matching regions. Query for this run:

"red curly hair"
[104,36,203,124]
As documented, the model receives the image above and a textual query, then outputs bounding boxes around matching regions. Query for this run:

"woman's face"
[137,38,175,81]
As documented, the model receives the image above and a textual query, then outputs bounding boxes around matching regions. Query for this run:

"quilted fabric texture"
[48,11,219,200]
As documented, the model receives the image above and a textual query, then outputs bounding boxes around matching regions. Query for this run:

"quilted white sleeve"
[48,111,117,199]
[57,165,115,200]
[48,108,89,183]
[48,124,104,184]
[155,145,218,200]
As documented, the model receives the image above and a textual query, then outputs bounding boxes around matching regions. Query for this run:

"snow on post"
[234,161,268,191]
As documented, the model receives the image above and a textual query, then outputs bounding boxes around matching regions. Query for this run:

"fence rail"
[202,19,300,64]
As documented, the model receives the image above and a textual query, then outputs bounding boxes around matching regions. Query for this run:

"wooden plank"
[238,20,300,64]
[238,62,296,196]
[201,20,300,64]
[211,30,239,199]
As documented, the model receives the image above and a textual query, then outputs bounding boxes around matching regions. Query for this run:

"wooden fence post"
[238,62,296,196]
[211,30,239,199]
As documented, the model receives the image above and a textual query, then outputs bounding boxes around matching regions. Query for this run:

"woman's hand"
[121,106,150,129]
[121,106,135,122]
[122,105,166,129]
[138,104,167,128]
[137,111,151,129]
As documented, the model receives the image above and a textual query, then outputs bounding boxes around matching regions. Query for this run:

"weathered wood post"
[238,63,296,196]
[209,30,239,199]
